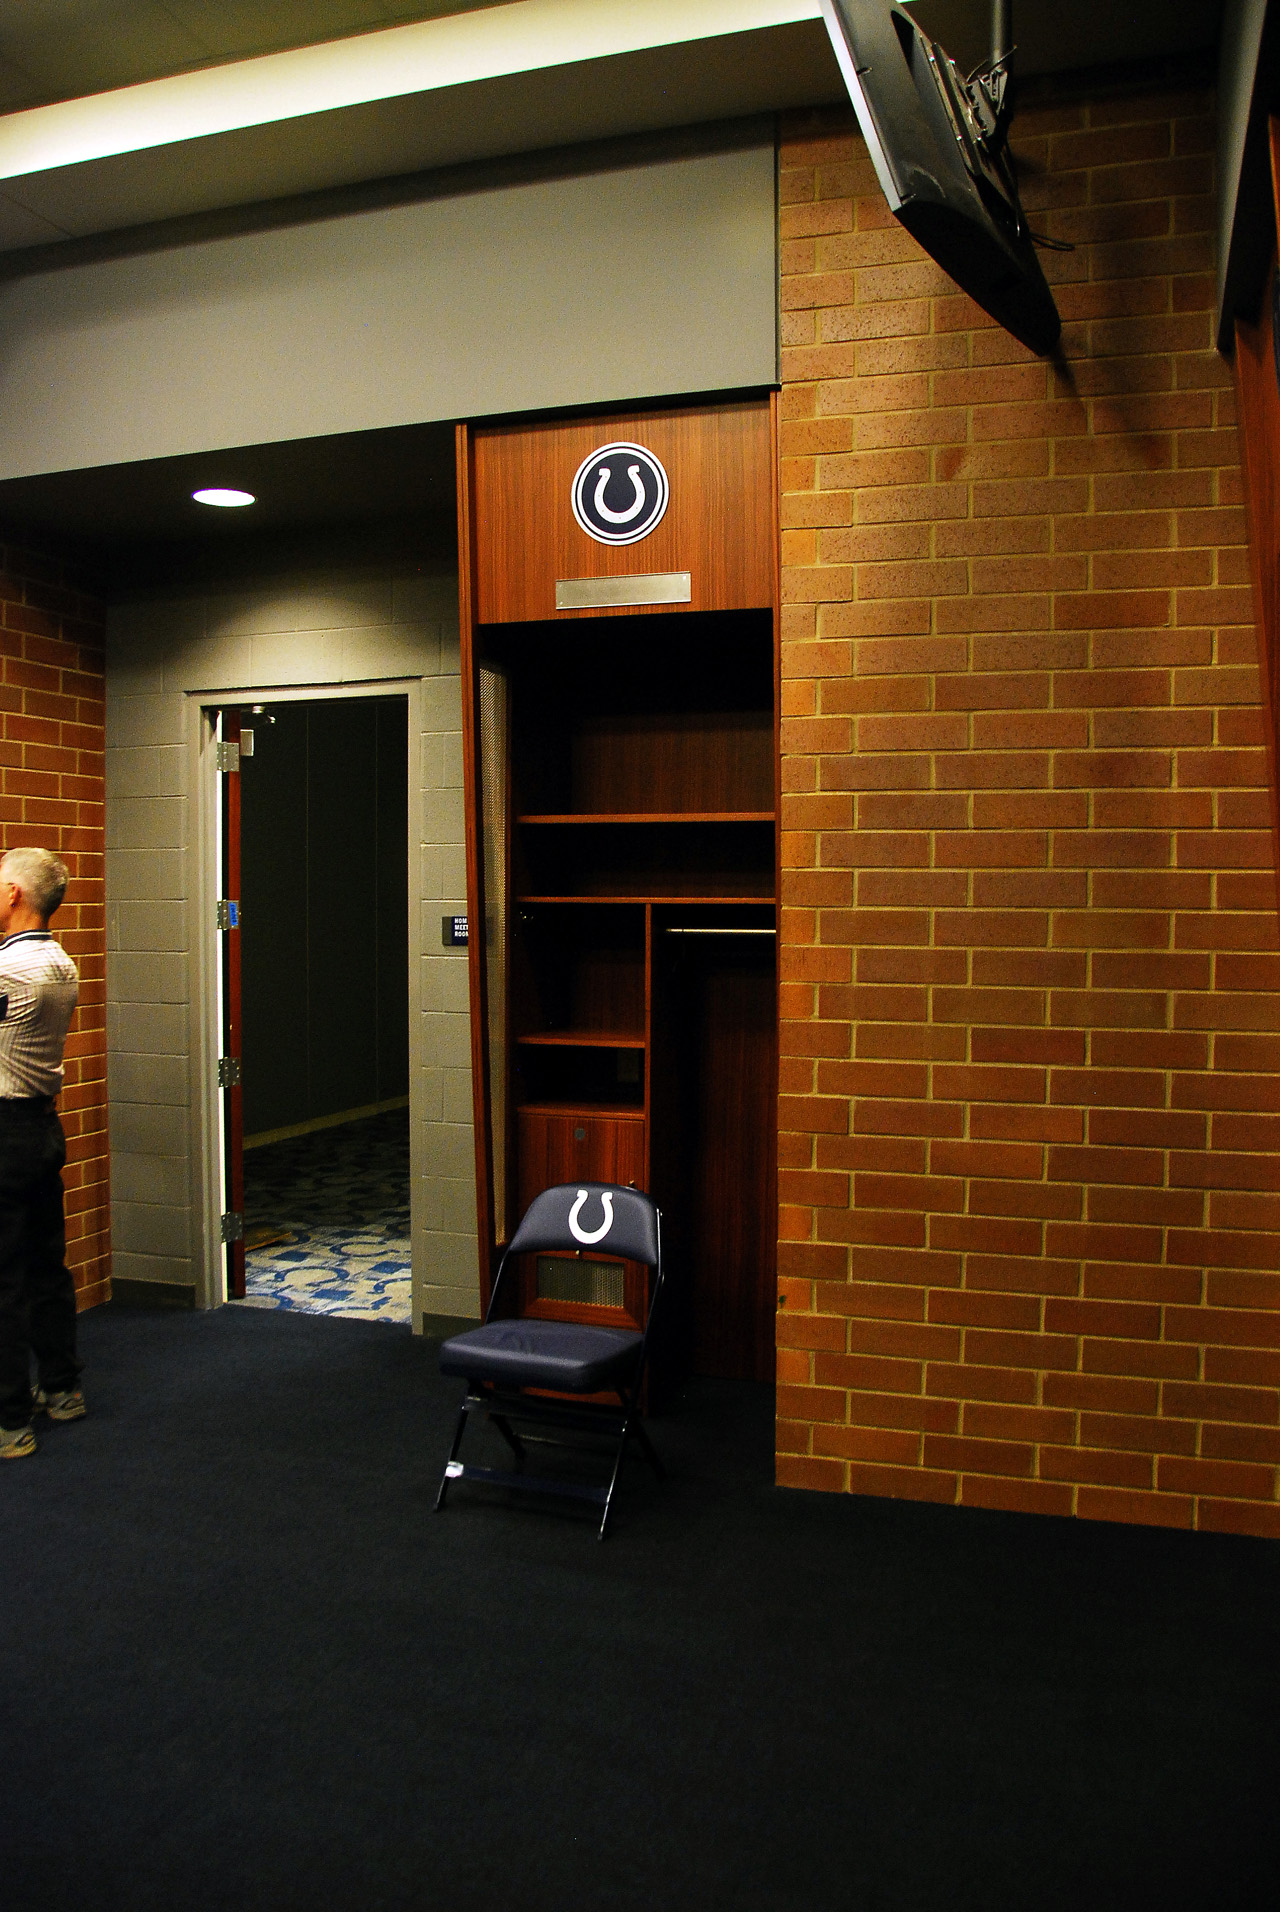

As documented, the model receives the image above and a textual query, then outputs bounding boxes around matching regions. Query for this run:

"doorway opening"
[217,693,411,1324]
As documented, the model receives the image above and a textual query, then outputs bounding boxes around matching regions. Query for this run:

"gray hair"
[0,846,69,918]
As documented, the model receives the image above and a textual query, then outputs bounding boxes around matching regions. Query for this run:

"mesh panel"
[479,665,509,1241]
[536,1256,626,1309]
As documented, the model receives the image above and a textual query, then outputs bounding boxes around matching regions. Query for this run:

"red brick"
[923,1432,1037,1478]
[1158,1454,1277,1499]
[1080,1411,1197,1456]
[843,1462,957,1504]
[1040,1446,1154,1489]
[925,1362,1038,1404]
[1197,1499,1280,1538]
[775,1454,848,1492]
[1044,1372,1160,1415]
[960,1476,1075,1516]
[963,1401,1076,1443]
[1075,1486,1194,1529]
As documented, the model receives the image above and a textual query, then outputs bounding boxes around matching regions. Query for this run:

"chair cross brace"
[435,1380,665,1538]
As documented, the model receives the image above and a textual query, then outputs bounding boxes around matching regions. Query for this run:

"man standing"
[0,847,83,1459]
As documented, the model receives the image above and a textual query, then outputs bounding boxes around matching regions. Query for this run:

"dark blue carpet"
[2,1303,1276,1912]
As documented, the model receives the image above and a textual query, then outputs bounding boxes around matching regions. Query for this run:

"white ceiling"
[0,3,497,112]
[0,0,1229,546]
[0,0,1225,114]
[0,3,833,253]
[0,1,1226,260]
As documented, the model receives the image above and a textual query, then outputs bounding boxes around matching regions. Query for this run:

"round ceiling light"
[192,487,255,508]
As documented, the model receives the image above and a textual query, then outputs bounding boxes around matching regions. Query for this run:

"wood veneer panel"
[649,926,776,1383]
[456,423,499,1302]
[691,952,777,1383]
[517,1107,647,1199]
[517,1031,646,1048]
[514,904,646,1037]
[520,813,775,825]
[519,894,775,906]
[571,709,774,813]
[516,818,775,899]
[472,400,774,621]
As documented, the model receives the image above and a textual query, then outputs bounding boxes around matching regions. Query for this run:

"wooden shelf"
[517,1101,645,1119]
[517,1030,646,1049]
[519,811,775,825]
[519,894,775,906]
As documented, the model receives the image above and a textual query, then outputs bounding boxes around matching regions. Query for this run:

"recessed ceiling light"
[192,487,255,507]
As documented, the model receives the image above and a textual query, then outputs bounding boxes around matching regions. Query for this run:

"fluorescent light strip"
[0,0,822,183]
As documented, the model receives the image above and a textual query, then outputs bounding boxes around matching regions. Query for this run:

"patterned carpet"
[241,1108,411,1325]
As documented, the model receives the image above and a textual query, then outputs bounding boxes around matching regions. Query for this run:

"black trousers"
[0,1098,81,1429]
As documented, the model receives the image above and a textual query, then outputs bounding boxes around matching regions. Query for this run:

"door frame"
[189,677,425,1314]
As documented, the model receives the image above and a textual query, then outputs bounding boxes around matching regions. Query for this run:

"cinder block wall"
[0,531,110,1306]
[777,88,1280,1537]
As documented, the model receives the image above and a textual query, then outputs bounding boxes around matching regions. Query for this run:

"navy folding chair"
[434,1182,665,1539]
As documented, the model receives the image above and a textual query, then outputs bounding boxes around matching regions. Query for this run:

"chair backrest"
[507,1181,660,1270]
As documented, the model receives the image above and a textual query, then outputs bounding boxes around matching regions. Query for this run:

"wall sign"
[571,442,669,546]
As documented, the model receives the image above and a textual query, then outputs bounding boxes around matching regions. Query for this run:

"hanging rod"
[664,927,776,936]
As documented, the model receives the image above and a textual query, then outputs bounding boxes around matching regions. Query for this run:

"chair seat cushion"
[439,1318,643,1392]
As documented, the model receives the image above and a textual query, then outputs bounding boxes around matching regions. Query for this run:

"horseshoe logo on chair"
[571,442,669,546]
[568,1188,614,1245]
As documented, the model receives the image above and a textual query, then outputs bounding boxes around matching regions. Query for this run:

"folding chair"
[434,1181,665,1539]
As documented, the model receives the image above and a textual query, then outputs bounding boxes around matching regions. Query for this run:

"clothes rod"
[664,927,776,935]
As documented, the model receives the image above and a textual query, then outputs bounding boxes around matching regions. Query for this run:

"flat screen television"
[819,0,1061,354]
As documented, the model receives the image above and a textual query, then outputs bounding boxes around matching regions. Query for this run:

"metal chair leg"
[633,1419,665,1481]
[598,1421,635,1540]
[435,1400,470,1511]
[491,1413,526,1463]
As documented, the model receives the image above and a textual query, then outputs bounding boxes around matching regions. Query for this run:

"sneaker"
[0,1422,35,1459]
[34,1387,86,1423]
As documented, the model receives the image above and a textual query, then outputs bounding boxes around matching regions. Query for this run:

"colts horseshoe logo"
[568,1188,615,1245]
[570,442,669,546]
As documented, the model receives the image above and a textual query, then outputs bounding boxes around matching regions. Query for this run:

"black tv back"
[819,0,1061,355]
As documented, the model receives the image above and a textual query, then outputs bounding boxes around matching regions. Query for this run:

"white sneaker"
[34,1387,86,1423]
[0,1421,35,1459]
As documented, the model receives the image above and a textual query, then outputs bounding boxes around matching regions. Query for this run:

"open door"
[216,707,246,1299]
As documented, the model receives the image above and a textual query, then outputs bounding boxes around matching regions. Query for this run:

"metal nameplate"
[555,572,691,611]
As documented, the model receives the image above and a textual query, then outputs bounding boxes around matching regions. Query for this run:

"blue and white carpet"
[241,1109,410,1325]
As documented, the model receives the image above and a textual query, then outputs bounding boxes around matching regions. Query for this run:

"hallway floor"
[7,1302,1278,1912]
[241,1107,410,1324]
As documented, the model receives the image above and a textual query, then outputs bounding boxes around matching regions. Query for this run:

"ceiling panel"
[0,418,457,558]
[0,0,1225,116]
[0,2,492,110]
[0,16,836,252]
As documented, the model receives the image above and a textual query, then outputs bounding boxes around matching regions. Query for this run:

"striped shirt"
[0,931,79,1099]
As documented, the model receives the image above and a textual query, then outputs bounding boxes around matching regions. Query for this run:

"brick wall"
[0,531,110,1307]
[777,87,1280,1538]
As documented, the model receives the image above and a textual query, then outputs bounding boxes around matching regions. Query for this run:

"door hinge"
[218,1056,242,1088]
[220,1211,244,1244]
[216,741,240,772]
[216,899,240,930]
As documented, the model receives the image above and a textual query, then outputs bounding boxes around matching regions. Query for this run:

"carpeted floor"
[3,1303,1277,1912]
[242,1108,410,1323]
